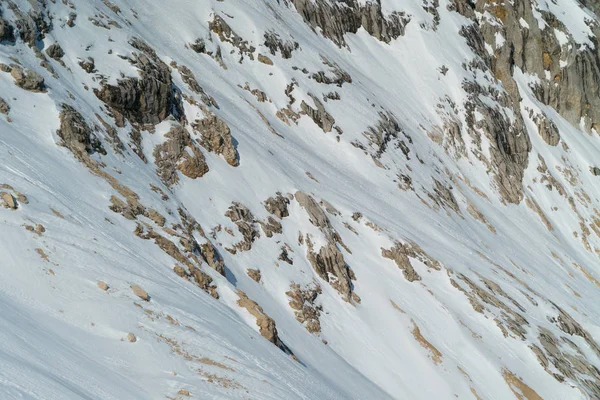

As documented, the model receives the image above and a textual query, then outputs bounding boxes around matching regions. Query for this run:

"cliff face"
[2,0,600,398]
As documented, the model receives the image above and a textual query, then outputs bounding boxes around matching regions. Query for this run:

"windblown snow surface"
[2,0,600,399]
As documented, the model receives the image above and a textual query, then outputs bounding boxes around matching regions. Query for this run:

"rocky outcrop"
[532,111,560,146]
[286,283,322,333]
[306,237,357,302]
[46,44,64,60]
[291,0,410,46]
[264,193,290,218]
[1,192,17,209]
[192,114,239,166]
[0,97,9,115]
[237,290,293,355]
[11,67,45,92]
[381,243,421,282]
[300,94,335,133]
[153,125,209,187]
[0,17,15,43]
[264,31,299,59]
[95,39,183,126]
[259,217,282,238]
[225,202,260,251]
[57,104,105,157]
[209,15,255,60]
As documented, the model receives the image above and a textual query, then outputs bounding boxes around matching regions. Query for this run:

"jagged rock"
[46,44,65,60]
[381,243,421,282]
[57,104,105,157]
[189,38,206,53]
[130,284,149,301]
[1,192,17,209]
[295,192,330,229]
[307,239,353,300]
[153,125,209,187]
[278,246,293,264]
[287,283,322,333]
[95,38,183,126]
[264,193,290,218]
[171,62,217,107]
[0,97,9,115]
[292,0,410,46]
[300,94,335,133]
[259,216,282,238]
[192,114,239,166]
[78,57,95,73]
[225,202,260,251]
[247,269,261,282]
[363,111,406,159]
[237,290,292,355]
[0,18,15,43]
[257,54,273,65]
[9,5,50,47]
[11,67,45,92]
[533,112,560,146]
[199,242,225,276]
[209,15,255,59]
[591,167,600,176]
[264,31,299,59]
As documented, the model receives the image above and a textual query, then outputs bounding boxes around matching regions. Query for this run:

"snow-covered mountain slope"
[2,0,600,398]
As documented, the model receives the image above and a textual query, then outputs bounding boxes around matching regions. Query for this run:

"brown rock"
[1,192,17,209]
[192,114,239,167]
[97,281,109,291]
[257,54,273,65]
[130,284,149,301]
[127,333,137,342]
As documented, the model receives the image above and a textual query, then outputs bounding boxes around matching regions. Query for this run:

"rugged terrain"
[2,0,600,398]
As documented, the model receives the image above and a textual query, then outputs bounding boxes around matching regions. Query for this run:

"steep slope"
[2,0,600,398]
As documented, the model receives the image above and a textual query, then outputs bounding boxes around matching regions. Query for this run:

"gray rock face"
[11,67,45,92]
[295,192,330,229]
[264,193,290,218]
[8,3,50,47]
[291,0,410,46]
[0,97,9,115]
[57,104,105,156]
[0,18,15,43]
[225,202,260,252]
[153,125,209,187]
[46,43,64,60]
[300,94,335,133]
[192,114,239,166]
[264,31,299,59]
[532,112,560,146]
[95,39,183,126]
[307,240,354,301]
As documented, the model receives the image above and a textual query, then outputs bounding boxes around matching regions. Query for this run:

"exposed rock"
[46,44,65,60]
[247,269,261,282]
[300,94,335,133]
[591,167,600,177]
[295,192,331,229]
[57,104,106,157]
[291,0,410,46]
[264,31,299,59]
[259,216,282,237]
[0,97,9,115]
[257,54,273,65]
[306,238,354,301]
[192,114,239,166]
[278,246,294,265]
[532,112,560,146]
[286,282,322,333]
[209,15,255,60]
[381,243,421,282]
[78,57,96,73]
[264,193,290,218]
[1,192,17,209]
[127,333,137,342]
[237,290,292,355]
[130,284,149,301]
[0,18,15,43]
[225,202,260,251]
[11,67,45,92]
[95,38,183,126]
[97,281,109,291]
[153,125,209,187]
[199,242,225,276]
